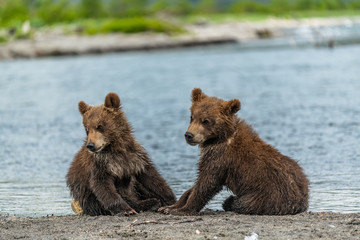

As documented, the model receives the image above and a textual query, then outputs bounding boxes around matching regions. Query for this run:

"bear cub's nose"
[184,132,194,142]
[87,142,96,152]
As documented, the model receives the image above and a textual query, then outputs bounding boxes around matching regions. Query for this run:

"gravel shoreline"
[1,17,360,60]
[1,211,360,239]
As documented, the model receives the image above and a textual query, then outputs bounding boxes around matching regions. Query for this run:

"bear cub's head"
[78,92,127,153]
[185,88,241,146]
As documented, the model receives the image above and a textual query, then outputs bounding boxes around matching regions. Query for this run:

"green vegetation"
[83,18,184,35]
[1,0,360,26]
[0,0,359,42]
[0,34,7,43]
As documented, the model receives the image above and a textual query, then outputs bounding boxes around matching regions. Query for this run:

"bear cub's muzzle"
[86,142,96,152]
[185,132,197,146]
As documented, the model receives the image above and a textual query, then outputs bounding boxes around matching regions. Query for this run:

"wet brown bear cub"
[161,88,309,215]
[66,92,176,216]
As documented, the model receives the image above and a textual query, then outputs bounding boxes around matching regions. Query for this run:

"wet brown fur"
[66,92,176,216]
[161,88,309,215]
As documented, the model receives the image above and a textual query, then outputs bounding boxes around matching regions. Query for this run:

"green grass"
[179,13,272,24]
[1,0,360,30]
[177,10,360,24]
[0,35,7,43]
[82,18,184,35]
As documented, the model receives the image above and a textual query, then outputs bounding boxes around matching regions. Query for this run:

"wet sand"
[1,210,360,239]
[1,17,360,60]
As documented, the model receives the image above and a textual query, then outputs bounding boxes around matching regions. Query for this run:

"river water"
[0,42,359,216]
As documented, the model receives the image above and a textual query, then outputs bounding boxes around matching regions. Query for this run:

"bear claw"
[71,200,83,215]
[158,206,171,214]
[124,209,138,216]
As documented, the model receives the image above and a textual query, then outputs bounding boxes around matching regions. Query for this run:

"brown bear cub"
[66,92,176,216]
[160,88,309,215]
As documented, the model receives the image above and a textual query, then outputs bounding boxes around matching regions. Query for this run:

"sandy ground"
[1,17,360,59]
[1,210,360,239]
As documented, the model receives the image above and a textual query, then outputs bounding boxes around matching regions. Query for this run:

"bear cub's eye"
[96,125,104,131]
[202,119,210,125]
[190,116,193,123]
[85,129,89,135]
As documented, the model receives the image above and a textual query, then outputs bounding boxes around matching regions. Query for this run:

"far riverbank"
[1,16,360,60]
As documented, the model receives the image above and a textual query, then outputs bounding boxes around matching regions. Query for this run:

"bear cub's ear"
[104,92,121,109]
[78,101,90,115]
[192,88,207,102]
[223,99,241,115]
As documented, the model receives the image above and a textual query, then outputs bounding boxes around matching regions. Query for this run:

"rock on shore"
[1,211,360,239]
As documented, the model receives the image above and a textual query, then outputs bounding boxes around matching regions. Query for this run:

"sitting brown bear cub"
[160,88,309,215]
[66,92,176,216]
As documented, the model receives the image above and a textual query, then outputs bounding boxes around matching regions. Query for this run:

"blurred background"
[0,0,359,216]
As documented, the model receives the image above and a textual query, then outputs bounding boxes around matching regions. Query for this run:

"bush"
[0,0,29,26]
[270,0,292,15]
[347,0,360,10]
[294,0,317,11]
[36,0,78,25]
[108,0,149,18]
[79,0,106,18]
[149,0,171,15]
[171,0,194,15]
[228,1,270,14]
[196,0,217,14]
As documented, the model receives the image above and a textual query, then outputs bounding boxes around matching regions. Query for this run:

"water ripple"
[1,43,360,216]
